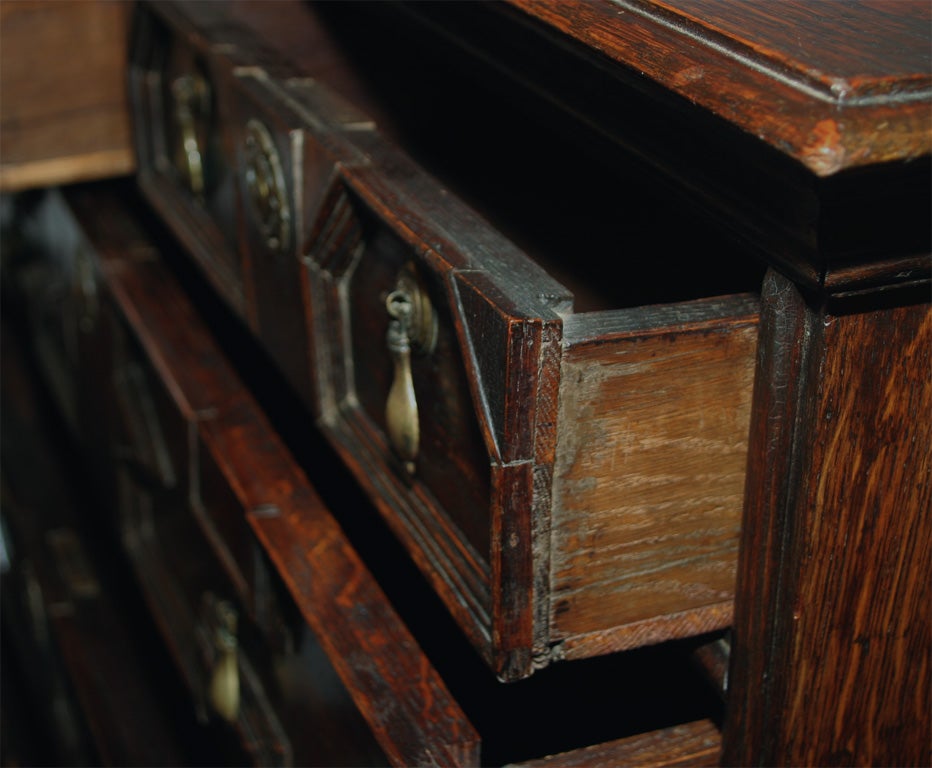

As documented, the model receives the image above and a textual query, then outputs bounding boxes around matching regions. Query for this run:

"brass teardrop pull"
[170,73,210,198]
[386,290,418,475]
[384,266,436,475]
[207,600,240,723]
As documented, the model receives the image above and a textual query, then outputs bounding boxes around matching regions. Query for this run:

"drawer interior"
[226,0,768,312]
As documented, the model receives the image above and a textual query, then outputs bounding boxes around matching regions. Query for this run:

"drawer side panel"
[551,309,758,648]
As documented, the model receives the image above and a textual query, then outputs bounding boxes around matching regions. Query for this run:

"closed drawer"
[43,185,479,767]
[129,0,763,680]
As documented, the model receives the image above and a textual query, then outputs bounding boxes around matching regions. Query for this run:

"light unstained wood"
[0,149,134,193]
[0,0,135,191]
[551,311,758,645]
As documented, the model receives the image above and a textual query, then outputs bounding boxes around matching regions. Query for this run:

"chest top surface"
[507,0,932,175]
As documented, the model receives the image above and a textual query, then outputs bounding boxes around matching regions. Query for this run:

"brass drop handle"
[171,73,208,198]
[384,267,437,475]
[207,600,240,723]
[386,290,419,475]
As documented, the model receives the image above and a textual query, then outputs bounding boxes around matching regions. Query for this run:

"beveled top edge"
[506,0,932,175]
[619,0,932,106]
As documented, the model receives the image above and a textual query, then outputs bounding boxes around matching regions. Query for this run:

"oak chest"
[129,0,761,680]
[3,0,928,765]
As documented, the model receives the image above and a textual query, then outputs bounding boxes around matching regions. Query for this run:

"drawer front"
[129,0,573,680]
[128,0,761,682]
[129,1,376,412]
[82,236,297,767]
[129,6,245,314]
[302,169,569,679]
[229,71,373,422]
[57,185,480,768]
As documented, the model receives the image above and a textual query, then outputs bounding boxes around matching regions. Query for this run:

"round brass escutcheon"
[392,264,438,355]
[243,119,290,254]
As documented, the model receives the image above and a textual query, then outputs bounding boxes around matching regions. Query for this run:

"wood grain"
[507,719,721,768]
[550,297,758,649]
[381,0,928,291]
[506,0,932,175]
[126,2,928,705]
[65,183,481,767]
[724,271,931,766]
[0,0,135,191]
[131,0,770,678]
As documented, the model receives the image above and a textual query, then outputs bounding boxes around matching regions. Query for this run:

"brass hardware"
[73,244,98,333]
[243,119,290,253]
[385,266,436,474]
[207,600,240,723]
[170,73,210,198]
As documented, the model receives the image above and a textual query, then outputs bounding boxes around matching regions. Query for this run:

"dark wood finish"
[128,6,248,317]
[317,4,928,762]
[0,312,190,767]
[100,191,479,768]
[7,180,732,767]
[506,0,932,175]
[723,271,932,767]
[20,184,481,767]
[129,0,764,680]
[508,719,721,768]
[6,0,929,764]
[0,0,135,191]
[247,509,479,768]
[305,163,567,679]
[395,0,929,291]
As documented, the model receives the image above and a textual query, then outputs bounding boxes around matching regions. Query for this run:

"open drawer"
[13,181,731,767]
[129,0,762,680]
